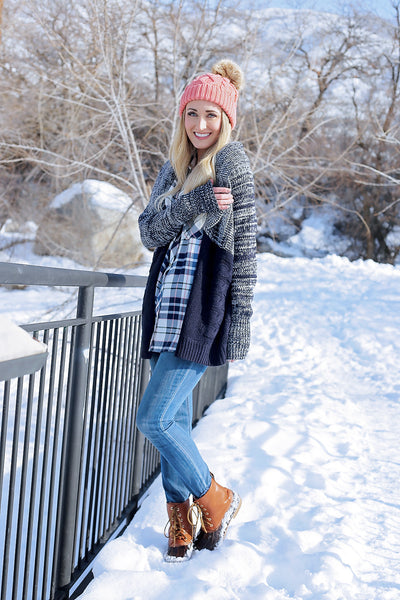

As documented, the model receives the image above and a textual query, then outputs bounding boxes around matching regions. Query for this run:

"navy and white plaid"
[149,218,203,353]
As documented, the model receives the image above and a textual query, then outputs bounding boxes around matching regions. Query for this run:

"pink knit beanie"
[179,60,243,129]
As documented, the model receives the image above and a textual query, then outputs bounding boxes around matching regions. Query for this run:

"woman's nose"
[198,117,207,130]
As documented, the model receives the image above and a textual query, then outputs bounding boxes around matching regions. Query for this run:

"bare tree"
[1,0,400,264]
[335,2,400,261]
[0,0,247,260]
[0,0,3,44]
[296,11,370,139]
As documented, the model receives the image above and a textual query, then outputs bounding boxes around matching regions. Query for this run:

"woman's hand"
[213,186,233,210]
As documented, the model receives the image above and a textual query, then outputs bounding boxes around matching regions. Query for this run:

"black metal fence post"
[0,262,228,600]
[54,286,94,594]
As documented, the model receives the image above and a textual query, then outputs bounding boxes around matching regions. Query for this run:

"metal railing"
[0,262,228,600]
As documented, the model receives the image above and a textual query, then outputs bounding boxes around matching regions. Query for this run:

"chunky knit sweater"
[139,141,257,366]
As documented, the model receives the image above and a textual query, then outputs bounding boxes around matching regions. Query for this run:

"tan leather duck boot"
[164,499,194,562]
[192,475,241,551]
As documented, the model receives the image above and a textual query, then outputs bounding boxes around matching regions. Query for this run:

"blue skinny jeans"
[136,351,212,503]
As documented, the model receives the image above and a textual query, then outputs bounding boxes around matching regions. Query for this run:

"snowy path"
[79,254,400,600]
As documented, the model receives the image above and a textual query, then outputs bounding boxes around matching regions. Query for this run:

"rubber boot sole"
[164,542,193,562]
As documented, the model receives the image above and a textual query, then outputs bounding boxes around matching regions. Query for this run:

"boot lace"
[188,501,213,533]
[164,506,188,543]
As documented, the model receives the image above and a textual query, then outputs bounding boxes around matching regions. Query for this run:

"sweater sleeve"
[216,144,257,361]
[138,162,218,250]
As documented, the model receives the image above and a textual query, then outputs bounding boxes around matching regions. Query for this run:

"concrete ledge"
[0,315,48,380]
[0,351,48,381]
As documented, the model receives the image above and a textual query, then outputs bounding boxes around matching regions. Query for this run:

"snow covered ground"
[71,252,400,600]
[1,209,400,599]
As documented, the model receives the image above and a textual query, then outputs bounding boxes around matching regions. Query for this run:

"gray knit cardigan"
[139,141,257,365]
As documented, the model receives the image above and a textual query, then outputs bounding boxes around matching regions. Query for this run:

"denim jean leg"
[137,352,212,501]
[160,393,193,502]
[149,355,192,501]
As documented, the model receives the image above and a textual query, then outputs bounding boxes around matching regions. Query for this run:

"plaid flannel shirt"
[149,215,204,353]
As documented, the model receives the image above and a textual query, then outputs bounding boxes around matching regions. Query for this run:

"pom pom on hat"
[179,59,243,129]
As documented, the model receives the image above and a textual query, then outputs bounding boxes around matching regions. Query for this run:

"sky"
[251,0,398,21]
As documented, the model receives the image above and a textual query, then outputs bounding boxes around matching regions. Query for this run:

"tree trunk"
[0,0,3,43]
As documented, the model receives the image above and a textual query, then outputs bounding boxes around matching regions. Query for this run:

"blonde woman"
[137,59,257,562]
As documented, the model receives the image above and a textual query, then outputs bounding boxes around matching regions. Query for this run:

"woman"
[137,59,257,562]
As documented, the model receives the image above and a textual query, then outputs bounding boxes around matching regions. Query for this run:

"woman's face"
[184,100,222,159]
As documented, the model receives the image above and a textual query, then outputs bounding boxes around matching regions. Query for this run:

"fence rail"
[0,262,228,600]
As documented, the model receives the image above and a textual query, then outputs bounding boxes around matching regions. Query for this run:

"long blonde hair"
[171,111,232,194]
